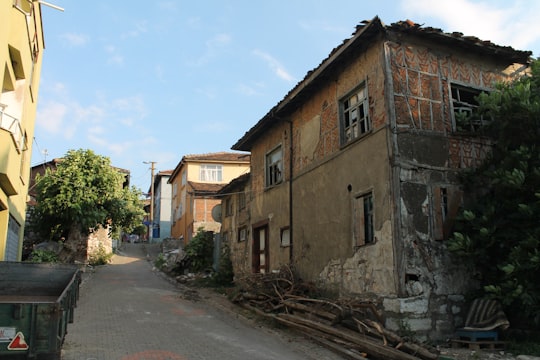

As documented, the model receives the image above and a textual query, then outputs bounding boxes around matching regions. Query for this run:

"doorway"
[252,225,269,273]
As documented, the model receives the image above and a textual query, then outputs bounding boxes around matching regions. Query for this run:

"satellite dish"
[211,204,222,222]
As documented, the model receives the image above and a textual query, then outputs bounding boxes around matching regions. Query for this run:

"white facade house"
[151,170,173,242]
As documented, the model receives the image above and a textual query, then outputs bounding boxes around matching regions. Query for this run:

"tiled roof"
[218,172,250,195]
[188,181,224,195]
[183,151,250,162]
[170,152,251,182]
[232,16,532,151]
[157,169,173,176]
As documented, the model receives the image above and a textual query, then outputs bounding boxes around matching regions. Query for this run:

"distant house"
[217,173,251,271]
[26,160,131,261]
[148,170,173,242]
[230,17,531,339]
[169,152,250,244]
[0,1,46,261]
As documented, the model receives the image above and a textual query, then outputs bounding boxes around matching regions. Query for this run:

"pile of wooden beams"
[232,267,439,360]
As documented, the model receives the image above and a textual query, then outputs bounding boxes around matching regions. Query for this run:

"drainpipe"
[286,118,294,264]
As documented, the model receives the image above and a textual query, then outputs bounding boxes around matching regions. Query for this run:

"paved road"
[61,243,343,360]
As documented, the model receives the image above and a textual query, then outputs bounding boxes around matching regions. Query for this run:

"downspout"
[383,41,404,296]
[287,118,294,264]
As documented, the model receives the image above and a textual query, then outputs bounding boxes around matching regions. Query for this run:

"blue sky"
[32,0,540,191]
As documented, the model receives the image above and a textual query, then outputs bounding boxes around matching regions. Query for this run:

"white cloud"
[105,45,124,66]
[237,83,260,96]
[400,0,540,52]
[107,54,124,66]
[190,33,232,66]
[158,1,177,11]
[73,104,105,123]
[196,86,217,99]
[60,33,89,46]
[253,49,295,83]
[36,101,67,134]
[112,95,147,118]
[121,20,148,39]
[155,65,165,83]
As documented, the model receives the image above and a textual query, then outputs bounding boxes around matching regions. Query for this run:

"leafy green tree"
[31,149,145,246]
[448,60,540,326]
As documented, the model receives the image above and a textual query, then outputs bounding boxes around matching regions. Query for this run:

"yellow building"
[169,152,250,244]
[0,1,46,260]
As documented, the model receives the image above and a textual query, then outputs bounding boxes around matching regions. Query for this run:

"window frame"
[353,192,375,248]
[432,185,463,240]
[265,145,283,188]
[450,83,490,133]
[199,164,223,182]
[238,226,247,242]
[280,227,291,247]
[238,191,246,211]
[225,197,233,217]
[340,82,371,146]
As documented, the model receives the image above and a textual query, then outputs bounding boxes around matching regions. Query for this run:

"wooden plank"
[278,313,423,360]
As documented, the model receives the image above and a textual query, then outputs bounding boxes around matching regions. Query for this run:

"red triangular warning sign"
[8,332,29,351]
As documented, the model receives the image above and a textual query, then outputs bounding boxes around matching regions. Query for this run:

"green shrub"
[88,243,113,266]
[212,245,234,286]
[28,249,58,263]
[154,253,166,269]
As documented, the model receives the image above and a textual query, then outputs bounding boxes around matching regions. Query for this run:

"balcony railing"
[0,106,24,152]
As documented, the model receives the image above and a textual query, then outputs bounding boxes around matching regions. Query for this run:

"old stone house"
[229,17,531,339]
[217,173,251,270]
[169,152,250,244]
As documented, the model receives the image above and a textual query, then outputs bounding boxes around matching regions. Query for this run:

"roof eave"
[232,17,384,151]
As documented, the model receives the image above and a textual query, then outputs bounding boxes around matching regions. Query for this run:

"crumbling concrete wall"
[87,225,113,261]
[383,38,520,339]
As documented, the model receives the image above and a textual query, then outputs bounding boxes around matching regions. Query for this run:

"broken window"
[432,185,463,240]
[199,164,222,182]
[225,198,233,217]
[353,192,374,247]
[340,82,370,145]
[238,191,246,210]
[266,145,283,187]
[280,227,290,247]
[451,84,489,133]
[238,227,247,242]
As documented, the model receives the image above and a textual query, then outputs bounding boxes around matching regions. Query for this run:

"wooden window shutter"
[444,187,463,239]
[432,186,463,240]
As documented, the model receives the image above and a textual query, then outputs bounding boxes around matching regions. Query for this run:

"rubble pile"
[232,266,439,360]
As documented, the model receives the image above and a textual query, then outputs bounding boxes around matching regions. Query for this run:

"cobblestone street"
[61,243,343,360]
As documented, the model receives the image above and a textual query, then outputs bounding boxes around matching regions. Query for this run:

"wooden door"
[252,226,269,273]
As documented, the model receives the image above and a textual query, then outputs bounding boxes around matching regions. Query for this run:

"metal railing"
[0,106,24,151]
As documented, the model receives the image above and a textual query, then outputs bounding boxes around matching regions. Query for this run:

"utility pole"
[144,161,157,243]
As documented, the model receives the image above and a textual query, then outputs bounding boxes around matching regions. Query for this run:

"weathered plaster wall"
[224,185,252,276]
[87,225,113,260]
[240,29,526,340]
[294,129,395,296]
[385,38,524,339]
[288,42,397,297]
[249,122,292,271]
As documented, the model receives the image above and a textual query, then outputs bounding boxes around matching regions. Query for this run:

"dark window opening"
[451,84,490,133]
